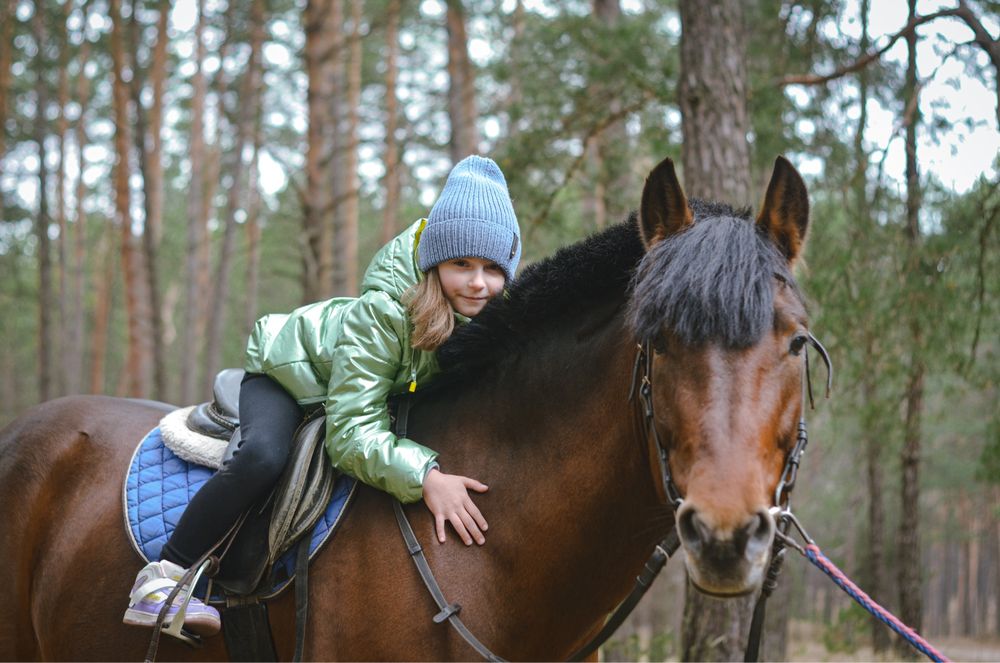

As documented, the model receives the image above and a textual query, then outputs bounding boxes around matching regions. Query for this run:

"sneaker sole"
[123,608,221,637]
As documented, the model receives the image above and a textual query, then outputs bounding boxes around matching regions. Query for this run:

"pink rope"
[804,544,950,663]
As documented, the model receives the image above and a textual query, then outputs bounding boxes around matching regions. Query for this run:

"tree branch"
[525,91,653,239]
[777,8,960,87]
[953,0,1000,127]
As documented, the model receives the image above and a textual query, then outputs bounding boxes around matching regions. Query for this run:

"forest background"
[0,0,998,660]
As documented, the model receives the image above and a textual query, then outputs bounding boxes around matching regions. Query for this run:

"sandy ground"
[787,633,1000,662]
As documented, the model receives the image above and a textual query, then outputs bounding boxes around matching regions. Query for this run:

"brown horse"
[0,156,813,661]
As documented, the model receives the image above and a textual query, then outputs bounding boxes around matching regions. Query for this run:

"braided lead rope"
[803,544,949,663]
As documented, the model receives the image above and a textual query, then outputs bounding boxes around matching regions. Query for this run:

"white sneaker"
[122,560,221,636]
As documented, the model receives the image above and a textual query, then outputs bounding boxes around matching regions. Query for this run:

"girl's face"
[437,257,506,317]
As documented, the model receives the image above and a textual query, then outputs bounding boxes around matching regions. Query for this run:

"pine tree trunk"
[381,0,402,245]
[110,0,148,398]
[678,0,752,207]
[55,1,72,396]
[32,0,54,403]
[304,0,338,301]
[445,0,478,162]
[332,0,361,296]
[67,0,94,395]
[180,0,209,404]
[132,0,171,400]
[677,1,756,657]
[205,0,265,380]
[897,1,924,656]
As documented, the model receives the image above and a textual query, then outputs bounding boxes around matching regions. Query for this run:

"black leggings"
[160,372,304,567]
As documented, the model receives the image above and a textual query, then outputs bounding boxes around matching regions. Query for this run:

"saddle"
[129,369,357,660]
[183,369,338,595]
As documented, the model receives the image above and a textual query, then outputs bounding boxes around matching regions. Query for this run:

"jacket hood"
[360,219,425,302]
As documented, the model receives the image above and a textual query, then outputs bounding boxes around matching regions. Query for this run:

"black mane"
[437,216,645,376]
[437,200,800,377]
[628,199,797,348]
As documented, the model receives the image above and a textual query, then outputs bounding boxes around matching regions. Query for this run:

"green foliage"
[605,628,677,662]
[821,602,871,654]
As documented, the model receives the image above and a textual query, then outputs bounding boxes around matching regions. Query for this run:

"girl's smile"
[437,257,506,317]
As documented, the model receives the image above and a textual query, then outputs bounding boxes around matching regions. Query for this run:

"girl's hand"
[422,468,489,545]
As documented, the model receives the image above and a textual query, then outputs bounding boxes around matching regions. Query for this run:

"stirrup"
[160,558,214,646]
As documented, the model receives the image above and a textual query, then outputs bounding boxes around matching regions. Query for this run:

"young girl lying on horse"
[122,155,522,636]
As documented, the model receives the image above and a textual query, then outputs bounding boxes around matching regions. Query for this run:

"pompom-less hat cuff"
[417,218,521,281]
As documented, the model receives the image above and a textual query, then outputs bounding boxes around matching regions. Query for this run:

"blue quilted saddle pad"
[123,426,356,599]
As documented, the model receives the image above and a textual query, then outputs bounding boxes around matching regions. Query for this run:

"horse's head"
[629,157,810,596]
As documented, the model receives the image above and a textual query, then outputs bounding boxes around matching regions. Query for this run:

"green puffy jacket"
[244,219,457,503]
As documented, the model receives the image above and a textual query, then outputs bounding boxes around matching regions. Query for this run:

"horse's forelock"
[628,203,798,349]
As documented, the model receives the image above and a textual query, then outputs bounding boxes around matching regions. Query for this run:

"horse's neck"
[423,325,664,656]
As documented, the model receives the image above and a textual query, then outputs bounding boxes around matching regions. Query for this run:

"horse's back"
[0,395,228,661]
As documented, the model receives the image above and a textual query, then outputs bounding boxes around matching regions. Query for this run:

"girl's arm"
[325,292,489,544]
[324,292,437,502]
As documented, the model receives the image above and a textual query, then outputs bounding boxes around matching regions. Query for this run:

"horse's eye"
[789,335,808,356]
[651,333,668,355]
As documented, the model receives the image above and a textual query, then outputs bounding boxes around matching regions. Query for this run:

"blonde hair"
[404,267,455,351]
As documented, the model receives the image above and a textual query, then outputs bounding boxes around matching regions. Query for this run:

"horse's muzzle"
[675,503,775,596]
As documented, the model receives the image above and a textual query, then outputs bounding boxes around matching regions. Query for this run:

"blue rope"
[804,545,947,663]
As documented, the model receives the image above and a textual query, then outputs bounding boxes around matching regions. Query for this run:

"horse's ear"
[756,156,809,264]
[639,157,692,249]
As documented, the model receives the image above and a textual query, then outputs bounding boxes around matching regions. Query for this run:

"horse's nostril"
[740,509,775,559]
[754,511,772,541]
[676,506,709,551]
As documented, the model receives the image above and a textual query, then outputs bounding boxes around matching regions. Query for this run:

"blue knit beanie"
[418,155,521,281]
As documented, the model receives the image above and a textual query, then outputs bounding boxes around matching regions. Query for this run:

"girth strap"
[392,499,504,662]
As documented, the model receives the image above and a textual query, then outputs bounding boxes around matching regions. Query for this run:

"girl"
[123,155,522,636]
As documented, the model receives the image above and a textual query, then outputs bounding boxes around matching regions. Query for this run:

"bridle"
[626,330,833,662]
[630,330,832,516]
[394,331,832,663]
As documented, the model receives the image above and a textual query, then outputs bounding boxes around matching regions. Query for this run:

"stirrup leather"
[159,559,214,647]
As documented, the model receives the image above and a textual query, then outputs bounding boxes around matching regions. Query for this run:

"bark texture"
[897,1,924,657]
[67,0,94,395]
[110,0,149,397]
[134,0,171,400]
[33,0,54,402]
[333,0,361,296]
[304,0,338,301]
[180,0,210,403]
[55,2,71,395]
[678,0,752,206]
